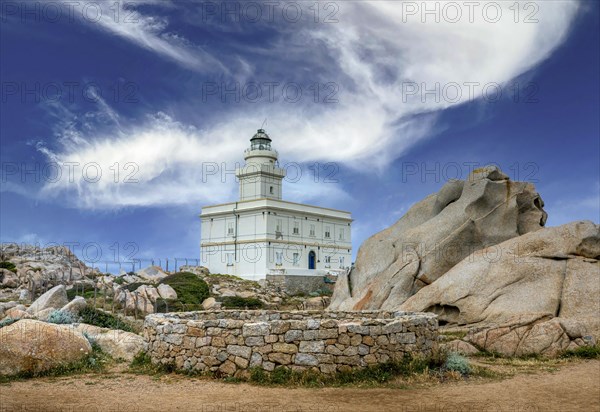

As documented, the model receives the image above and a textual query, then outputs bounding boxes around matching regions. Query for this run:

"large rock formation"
[400,221,599,356]
[0,319,92,376]
[329,167,598,356]
[330,166,547,311]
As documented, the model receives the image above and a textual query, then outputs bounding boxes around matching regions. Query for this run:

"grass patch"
[159,272,209,305]
[440,330,468,341]
[246,352,449,387]
[220,296,264,309]
[79,306,133,332]
[0,261,16,273]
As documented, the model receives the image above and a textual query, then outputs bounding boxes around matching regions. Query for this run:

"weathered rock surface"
[157,284,177,300]
[73,323,145,362]
[61,296,87,315]
[0,244,94,289]
[399,220,599,356]
[136,266,168,282]
[0,319,92,376]
[26,285,69,315]
[401,221,599,331]
[330,166,547,311]
[202,297,217,310]
[443,339,479,356]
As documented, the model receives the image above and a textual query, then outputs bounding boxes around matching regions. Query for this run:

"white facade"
[200,130,352,280]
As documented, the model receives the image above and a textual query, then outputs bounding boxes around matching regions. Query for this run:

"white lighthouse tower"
[236,129,286,201]
[200,129,352,281]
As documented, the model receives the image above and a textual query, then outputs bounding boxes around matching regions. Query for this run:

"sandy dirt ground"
[1,360,598,412]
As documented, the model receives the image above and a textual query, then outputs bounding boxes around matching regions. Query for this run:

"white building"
[200,129,352,280]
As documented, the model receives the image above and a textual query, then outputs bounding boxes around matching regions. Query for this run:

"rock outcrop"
[329,167,598,356]
[400,221,599,326]
[26,285,69,315]
[73,324,145,362]
[400,221,599,355]
[0,244,95,289]
[330,166,547,311]
[0,319,92,376]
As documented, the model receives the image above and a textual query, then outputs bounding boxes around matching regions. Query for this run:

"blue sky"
[1,1,598,272]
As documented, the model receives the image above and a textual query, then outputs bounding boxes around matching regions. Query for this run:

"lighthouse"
[200,129,352,281]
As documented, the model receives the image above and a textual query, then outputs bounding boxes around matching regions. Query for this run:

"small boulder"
[202,297,217,310]
[26,285,69,315]
[61,297,87,316]
[157,284,177,300]
[136,266,168,282]
[4,307,30,320]
[18,289,31,302]
[443,340,480,356]
[0,319,92,376]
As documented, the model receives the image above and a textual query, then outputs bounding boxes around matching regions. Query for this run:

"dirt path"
[1,360,599,412]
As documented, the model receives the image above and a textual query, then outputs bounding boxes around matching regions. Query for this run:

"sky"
[1,0,598,272]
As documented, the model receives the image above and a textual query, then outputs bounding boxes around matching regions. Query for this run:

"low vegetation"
[561,344,600,359]
[0,317,17,328]
[0,261,16,273]
[79,306,133,332]
[46,310,77,325]
[444,352,471,375]
[220,296,264,309]
[159,272,210,306]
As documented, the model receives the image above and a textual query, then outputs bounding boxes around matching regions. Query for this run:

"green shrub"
[113,276,125,285]
[79,306,133,332]
[445,352,471,375]
[159,272,209,305]
[67,284,97,300]
[0,261,16,273]
[0,317,17,328]
[221,296,264,309]
[47,310,77,324]
[562,344,600,359]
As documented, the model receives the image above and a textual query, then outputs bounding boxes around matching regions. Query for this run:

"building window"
[325,256,331,268]
[293,253,299,266]
[293,221,299,235]
[339,228,344,241]
[227,222,234,236]
[309,224,315,237]
[275,251,283,266]
[270,186,274,194]
[324,226,331,239]
[226,252,234,266]
[339,256,345,268]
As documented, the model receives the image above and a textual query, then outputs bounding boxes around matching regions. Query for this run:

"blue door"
[308,251,316,269]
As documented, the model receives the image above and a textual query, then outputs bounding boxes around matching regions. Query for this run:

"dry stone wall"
[143,310,438,376]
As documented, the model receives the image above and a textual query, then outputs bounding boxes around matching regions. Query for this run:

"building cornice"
[200,198,352,219]
[201,238,351,250]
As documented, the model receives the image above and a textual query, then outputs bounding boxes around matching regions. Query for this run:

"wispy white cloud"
[33,1,581,209]
[58,0,228,73]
